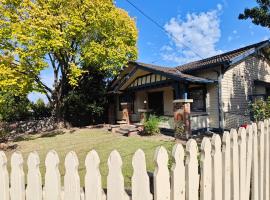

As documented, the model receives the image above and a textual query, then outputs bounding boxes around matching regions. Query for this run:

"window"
[189,87,206,112]
[118,94,135,113]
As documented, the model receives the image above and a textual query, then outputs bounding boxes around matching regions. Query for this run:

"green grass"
[4,129,175,188]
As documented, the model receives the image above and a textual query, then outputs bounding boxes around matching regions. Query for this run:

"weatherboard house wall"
[222,55,270,129]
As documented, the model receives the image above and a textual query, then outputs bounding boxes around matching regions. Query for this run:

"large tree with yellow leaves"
[0,0,138,121]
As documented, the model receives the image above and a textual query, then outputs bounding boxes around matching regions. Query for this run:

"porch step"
[116,129,129,135]
[117,120,127,125]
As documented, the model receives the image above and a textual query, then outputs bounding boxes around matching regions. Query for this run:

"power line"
[124,0,204,60]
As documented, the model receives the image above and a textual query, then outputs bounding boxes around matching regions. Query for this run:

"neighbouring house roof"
[176,40,270,73]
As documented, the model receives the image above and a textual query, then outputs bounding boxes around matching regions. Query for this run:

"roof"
[176,40,270,73]
[130,61,215,83]
[110,40,270,92]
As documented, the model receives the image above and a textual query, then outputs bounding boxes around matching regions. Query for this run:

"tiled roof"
[130,61,215,83]
[176,40,269,73]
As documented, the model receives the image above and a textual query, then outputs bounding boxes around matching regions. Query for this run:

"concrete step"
[117,120,127,125]
[116,129,129,135]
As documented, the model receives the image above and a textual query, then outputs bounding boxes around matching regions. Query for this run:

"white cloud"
[162,5,222,64]
[228,36,233,42]
[233,30,237,34]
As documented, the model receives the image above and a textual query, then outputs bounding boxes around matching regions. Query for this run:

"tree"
[62,66,107,126]
[0,0,138,121]
[239,0,270,28]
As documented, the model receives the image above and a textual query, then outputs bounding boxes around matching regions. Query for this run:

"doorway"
[148,91,164,115]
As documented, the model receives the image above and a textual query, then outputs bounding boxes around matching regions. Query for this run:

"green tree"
[0,0,138,121]
[62,66,107,126]
[239,0,270,28]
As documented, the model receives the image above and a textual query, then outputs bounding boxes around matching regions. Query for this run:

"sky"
[29,0,270,102]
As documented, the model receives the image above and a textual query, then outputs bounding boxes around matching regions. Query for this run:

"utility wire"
[124,0,204,60]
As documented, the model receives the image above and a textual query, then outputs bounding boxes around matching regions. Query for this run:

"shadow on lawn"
[13,130,65,142]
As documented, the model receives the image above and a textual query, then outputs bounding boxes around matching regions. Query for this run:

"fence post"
[251,123,259,200]
[186,139,199,200]
[258,121,264,200]
[200,138,212,200]
[10,152,25,200]
[171,144,185,200]
[222,132,231,200]
[264,119,269,200]
[238,127,247,200]
[231,129,239,200]
[26,152,42,200]
[154,146,170,200]
[245,125,253,198]
[0,151,9,200]
[64,151,81,200]
[107,150,129,200]
[132,149,152,200]
[85,150,105,200]
[44,150,62,200]
[212,134,222,200]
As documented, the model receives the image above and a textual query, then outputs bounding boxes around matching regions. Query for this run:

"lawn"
[4,128,175,188]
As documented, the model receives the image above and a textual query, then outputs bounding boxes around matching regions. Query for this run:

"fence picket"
[132,149,152,200]
[10,152,25,200]
[107,150,129,200]
[231,129,239,200]
[26,152,42,200]
[222,132,231,200]
[85,150,105,200]
[245,125,253,198]
[186,139,199,200]
[264,119,270,200]
[44,150,61,200]
[200,138,212,200]
[238,127,247,200]
[154,146,170,200]
[171,144,185,200]
[258,121,265,200]
[64,151,81,200]
[211,134,222,200]
[252,123,259,200]
[0,151,9,200]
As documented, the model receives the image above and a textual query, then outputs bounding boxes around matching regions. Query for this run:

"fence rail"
[1,120,270,200]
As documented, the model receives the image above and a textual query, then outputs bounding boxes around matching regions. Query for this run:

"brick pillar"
[173,99,193,139]
[121,102,131,125]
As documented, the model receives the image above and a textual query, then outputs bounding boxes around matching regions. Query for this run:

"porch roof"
[129,61,216,84]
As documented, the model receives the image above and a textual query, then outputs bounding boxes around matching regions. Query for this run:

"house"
[108,40,270,135]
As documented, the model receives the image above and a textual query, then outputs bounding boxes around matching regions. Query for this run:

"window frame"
[188,86,207,112]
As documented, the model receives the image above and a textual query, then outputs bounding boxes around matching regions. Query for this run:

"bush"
[31,98,52,120]
[143,115,161,135]
[250,98,268,122]
[0,93,31,122]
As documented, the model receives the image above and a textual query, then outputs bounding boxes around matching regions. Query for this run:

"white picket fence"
[1,120,270,200]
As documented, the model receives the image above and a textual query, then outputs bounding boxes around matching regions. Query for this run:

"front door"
[148,91,164,115]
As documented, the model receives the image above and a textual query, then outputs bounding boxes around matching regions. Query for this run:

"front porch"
[108,62,216,136]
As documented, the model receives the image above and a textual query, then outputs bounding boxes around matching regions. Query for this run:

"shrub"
[250,98,267,122]
[143,115,161,135]
[31,98,52,120]
[0,93,31,122]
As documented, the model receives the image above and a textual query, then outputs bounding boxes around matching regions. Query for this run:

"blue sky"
[29,0,270,102]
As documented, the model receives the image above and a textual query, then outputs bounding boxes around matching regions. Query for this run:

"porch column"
[173,82,193,139]
[120,102,131,125]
